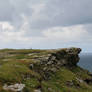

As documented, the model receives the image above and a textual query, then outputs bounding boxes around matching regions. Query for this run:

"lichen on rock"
[3,84,25,92]
[32,48,82,80]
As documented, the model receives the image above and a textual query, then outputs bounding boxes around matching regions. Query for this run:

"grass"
[71,66,91,80]
[41,67,92,92]
[0,48,91,92]
[0,61,40,84]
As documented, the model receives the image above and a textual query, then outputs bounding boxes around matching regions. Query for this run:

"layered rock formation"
[31,48,81,79]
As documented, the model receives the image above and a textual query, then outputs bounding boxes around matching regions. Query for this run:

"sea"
[78,53,92,72]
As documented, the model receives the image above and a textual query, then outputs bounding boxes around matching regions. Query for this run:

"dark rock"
[84,78,92,84]
[30,64,34,69]
[33,47,81,80]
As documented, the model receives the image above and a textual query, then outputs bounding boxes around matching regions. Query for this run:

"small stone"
[50,68,57,72]
[3,83,25,92]
[34,89,41,92]
[48,88,52,91]
[76,78,83,83]
[30,64,34,69]
[66,81,73,87]
[51,56,56,61]
[47,61,53,65]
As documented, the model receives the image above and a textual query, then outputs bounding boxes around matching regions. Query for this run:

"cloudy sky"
[0,0,92,52]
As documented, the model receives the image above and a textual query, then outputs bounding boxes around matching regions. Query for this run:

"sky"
[0,0,92,52]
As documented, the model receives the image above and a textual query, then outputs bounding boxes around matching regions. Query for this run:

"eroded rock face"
[32,48,81,79]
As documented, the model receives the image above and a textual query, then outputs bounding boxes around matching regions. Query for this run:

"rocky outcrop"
[3,84,25,92]
[31,47,81,79]
[1,47,92,92]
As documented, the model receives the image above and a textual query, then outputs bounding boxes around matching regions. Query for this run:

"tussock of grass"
[0,61,40,83]
[41,67,92,92]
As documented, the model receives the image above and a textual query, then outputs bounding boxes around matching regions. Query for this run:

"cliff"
[0,47,91,92]
[32,48,81,80]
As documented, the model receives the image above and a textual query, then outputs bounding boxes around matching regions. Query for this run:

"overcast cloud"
[0,0,92,52]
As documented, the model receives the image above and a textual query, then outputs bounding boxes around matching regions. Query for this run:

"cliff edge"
[0,47,91,92]
[32,48,81,80]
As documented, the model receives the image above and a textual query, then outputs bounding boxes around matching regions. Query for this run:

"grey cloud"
[0,0,33,28]
[0,0,92,37]
[83,24,92,36]
[1,0,92,30]
[30,0,92,29]
[0,0,14,21]
[84,24,92,31]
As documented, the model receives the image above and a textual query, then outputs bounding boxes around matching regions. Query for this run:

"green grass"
[41,67,92,92]
[71,66,91,80]
[0,49,91,92]
[23,78,40,88]
[0,61,40,83]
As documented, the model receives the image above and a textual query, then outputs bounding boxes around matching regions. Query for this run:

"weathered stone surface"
[3,83,25,92]
[76,78,84,83]
[66,81,74,87]
[32,48,82,80]
[34,89,41,92]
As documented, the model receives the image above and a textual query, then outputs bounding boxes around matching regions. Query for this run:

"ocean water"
[78,53,92,72]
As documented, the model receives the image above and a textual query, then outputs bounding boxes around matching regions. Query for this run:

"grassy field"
[0,48,91,92]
